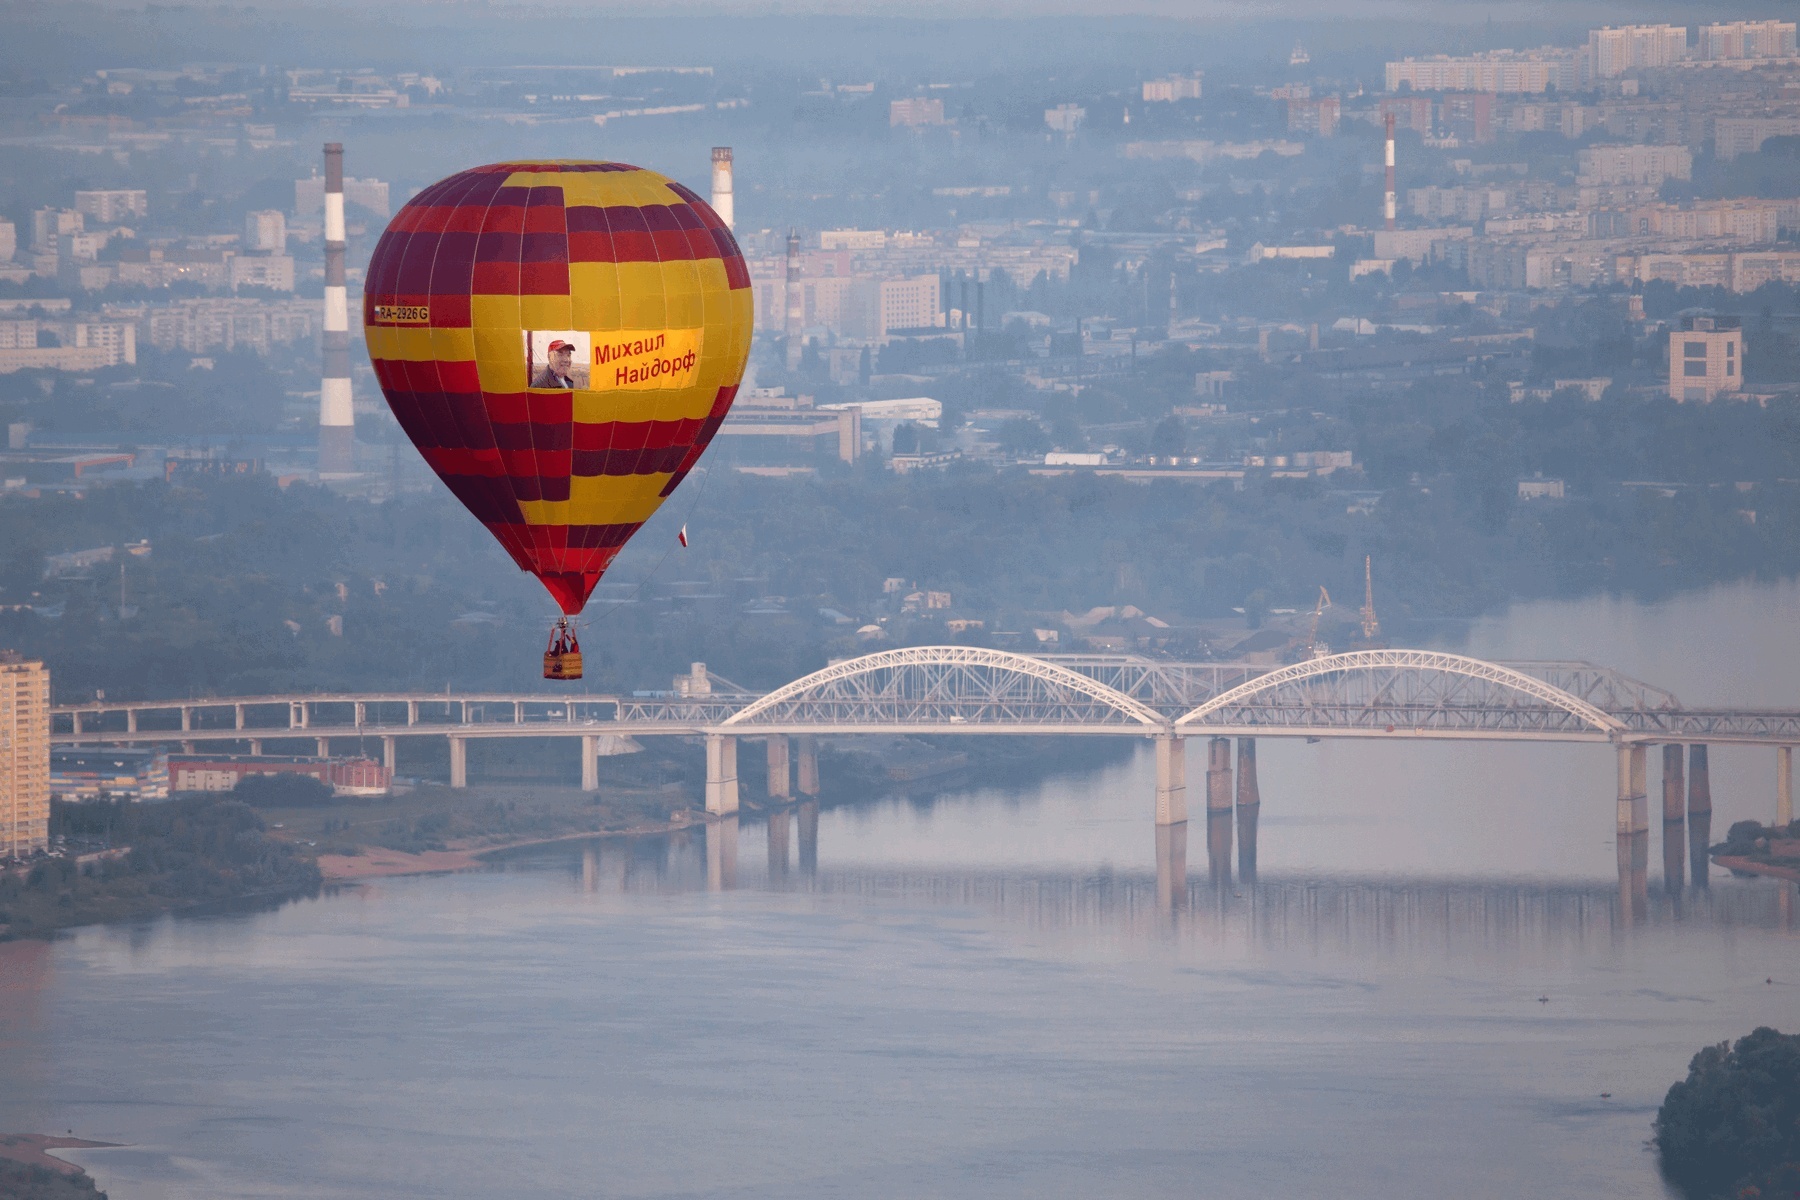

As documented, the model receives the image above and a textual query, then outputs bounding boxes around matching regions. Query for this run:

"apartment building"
[1698,20,1798,61]
[889,97,946,128]
[1142,74,1202,102]
[73,189,148,223]
[1670,315,1743,402]
[1385,49,1581,94]
[1587,25,1688,78]
[0,652,50,859]
[1576,144,1692,186]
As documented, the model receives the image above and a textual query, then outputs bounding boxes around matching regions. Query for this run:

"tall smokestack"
[710,147,734,231]
[1384,112,1397,232]
[320,142,354,474]
[784,228,803,370]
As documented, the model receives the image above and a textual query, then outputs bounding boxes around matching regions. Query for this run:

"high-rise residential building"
[879,274,941,334]
[244,210,287,254]
[31,208,82,251]
[1386,49,1581,94]
[1142,74,1203,102]
[1699,20,1797,61]
[1045,104,1087,133]
[0,220,14,264]
[0,652,50,859]
[294,174,391,218]
[1587,25,1689,78]
[889,97,946,128]
[1576,144,1692,186]
[73,189,148,224]
[1669,315,1742,403]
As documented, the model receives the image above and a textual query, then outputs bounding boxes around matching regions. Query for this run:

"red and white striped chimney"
[1384,112,1397,232]
[320,142,354,474]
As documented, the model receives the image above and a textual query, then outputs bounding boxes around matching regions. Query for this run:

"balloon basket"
[543,618,582,681]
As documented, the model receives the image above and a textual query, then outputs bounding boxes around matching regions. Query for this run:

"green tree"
[1656,1027,1800,1200]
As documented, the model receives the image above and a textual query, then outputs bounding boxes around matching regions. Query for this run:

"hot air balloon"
[362,161,753,679]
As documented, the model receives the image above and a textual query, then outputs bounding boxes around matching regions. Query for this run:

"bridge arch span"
[722,646,1165,732]
[1174,650,1627,739]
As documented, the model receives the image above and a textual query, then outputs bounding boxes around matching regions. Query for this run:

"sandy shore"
[1714,854,1800,885]
[0,1133,120,1174]
[316,819,700,881]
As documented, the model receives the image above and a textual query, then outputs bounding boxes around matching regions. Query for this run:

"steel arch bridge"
[720,646,1166,736]
[1173,650,1628,742]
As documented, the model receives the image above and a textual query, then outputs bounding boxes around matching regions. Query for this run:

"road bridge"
[51,648,1798,847]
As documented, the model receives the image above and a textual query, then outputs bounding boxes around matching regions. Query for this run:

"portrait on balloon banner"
[361,159,754,679]
[525,330,590,390]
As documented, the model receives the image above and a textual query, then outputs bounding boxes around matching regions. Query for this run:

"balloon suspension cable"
[567,463,717,633]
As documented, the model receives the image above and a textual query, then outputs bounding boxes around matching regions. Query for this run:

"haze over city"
[0,2,1797,1198]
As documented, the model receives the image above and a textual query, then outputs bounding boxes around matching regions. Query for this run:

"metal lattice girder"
[1175,650,1627,740]
[1497,662,1683,715]
[1038,655,1267,715]
[722,646,1165,731]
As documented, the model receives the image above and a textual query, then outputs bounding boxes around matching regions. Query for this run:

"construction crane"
[1307,586,1332,659]
[1356,557,1388,650]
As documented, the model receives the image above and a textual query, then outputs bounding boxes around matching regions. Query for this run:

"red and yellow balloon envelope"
[363,161,753,678]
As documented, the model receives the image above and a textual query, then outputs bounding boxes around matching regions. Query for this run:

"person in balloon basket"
[532,339,578,389]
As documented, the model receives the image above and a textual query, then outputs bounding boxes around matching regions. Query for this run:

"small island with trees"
[1656,1027,1800,1200]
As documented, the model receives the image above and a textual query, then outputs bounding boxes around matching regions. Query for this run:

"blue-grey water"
[2,581,1798,1199]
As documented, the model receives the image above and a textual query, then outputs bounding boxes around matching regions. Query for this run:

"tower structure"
[320,142,355,474]
[710,147,734,231]
[1384,113,1397,232]
[0,651,48,859]
[784,228,803,370]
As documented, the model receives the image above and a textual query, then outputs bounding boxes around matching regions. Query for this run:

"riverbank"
[0,1134,118,1199]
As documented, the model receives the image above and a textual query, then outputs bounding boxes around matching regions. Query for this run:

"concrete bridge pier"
[1616,744,1648,836]
[1204,737,1232,889]
[448,735,468,789]
[1153,735,1187,826]
[796,735,819,796]
[1662,744,1686,893]
[1236,738,1259,884]
[766,737,791,800]
[1779,746,1794,828]
[1688,744,1712,888]
[797,800,819,878]
[382,736,397,775]
[706,816,738,891]
[705,734,739,816]
[1155,821,1187,915]
[768,809,791,883]
[581,734,600,792]
[1617,829,1649,928]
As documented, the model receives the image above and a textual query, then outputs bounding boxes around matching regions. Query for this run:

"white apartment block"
[1714,117,1800,161]
[1576,144,1692,186]
[879,274,941,333]
[294,175,391,217]
[31,208,82,250]
[145,298,318,354]
[1698,20,1798,61]
[1142,74,1203,102]
[1385,50,1581,94]
[74,189,148,223]
[1045,104,1086,133]
[244,210,287,254]
[0,220,14,264]
[889,97,946,127]
[0,653,50,859]
[1586,25,1688,77]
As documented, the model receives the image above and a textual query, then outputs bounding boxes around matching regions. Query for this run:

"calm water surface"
[2,582,1798,1199]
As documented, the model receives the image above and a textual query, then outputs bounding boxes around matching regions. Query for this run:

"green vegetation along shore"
[1656,1027,1800,1200]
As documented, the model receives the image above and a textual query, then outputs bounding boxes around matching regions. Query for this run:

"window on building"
[1684,341,1708,358]
[1684,360,1708,376]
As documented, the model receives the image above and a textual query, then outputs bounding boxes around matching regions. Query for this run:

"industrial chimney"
[1383,112,1397,232]
[710,147,734,231]
[320,142,355,474]
[784,229,803,369]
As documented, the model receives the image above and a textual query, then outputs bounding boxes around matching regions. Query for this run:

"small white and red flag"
[678,524,689,548]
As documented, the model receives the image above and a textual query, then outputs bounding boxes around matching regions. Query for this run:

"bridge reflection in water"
[546,805,1797,942]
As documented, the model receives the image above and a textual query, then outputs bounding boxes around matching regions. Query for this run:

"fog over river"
[2,581,1797,1199]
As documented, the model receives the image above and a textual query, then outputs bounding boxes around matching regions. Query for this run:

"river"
[1,581,1797,1199]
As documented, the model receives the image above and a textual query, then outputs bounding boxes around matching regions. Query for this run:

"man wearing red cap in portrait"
[532,338,578,389]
